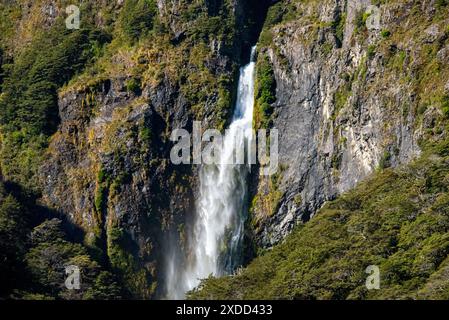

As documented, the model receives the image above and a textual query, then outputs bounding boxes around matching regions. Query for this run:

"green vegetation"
[258,1,297,47]
[25,219,121,300]
[1,0,449,301]
[1,24,109,134]
[381,29,391,38]
[331,152,343,170]
[107,224,153,297]
[294,194,302,206]
[94,184,107,214]
[436,0,449,8]
[321,42,334,57]
[254,55,277,129]
[332,12,346,47]
[354,10,370,35]
[0,182,120,299]
[108,226,135,275]
[0,184,29,296]
[379,151,392,169]
[332,82,352,121]
[389,50,407,72]
[230,1,449,300]
[0,2,20,49]
[0,6,116,299]
[189,139,449,300]
[0,21,111,191]
[125,78,142,95]
[139,126,152,144]
[119,0,157,43]
[367,44,376,59]
[249,167,286,234]
[441,95,449,117]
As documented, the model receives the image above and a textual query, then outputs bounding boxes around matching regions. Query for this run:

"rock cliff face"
[250,0,448,247]
[40,77,184,298]
[1,0,448,299]
[31,0,273,298]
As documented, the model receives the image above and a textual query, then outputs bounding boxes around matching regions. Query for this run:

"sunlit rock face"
[5,0,440,299]
[35,0,273,299]
[250,0,424,247]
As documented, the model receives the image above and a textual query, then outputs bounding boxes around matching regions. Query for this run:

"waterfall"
[166,46,257,299]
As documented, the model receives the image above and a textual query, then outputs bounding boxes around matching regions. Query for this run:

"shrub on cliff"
[0,187,29,296]
[0,181,121,300]
[0,22,111,191]
[25,219,121,300]
[188,139,449,300]
[254,54,276,128]
[119,0,157,42]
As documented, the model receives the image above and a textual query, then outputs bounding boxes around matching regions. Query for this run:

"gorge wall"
[1,0,274,298]
[250,0,446,247]
[35,0,272,298]
[1,0,449,299]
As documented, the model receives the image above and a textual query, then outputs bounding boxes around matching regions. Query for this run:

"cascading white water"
[166,46,257,299]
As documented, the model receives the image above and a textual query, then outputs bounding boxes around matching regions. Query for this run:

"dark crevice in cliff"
[222,0,279,129]
[158,1,280,298]
[205,0,224,16]
[236,0,279,63]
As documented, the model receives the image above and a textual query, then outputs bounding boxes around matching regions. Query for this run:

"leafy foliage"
[0,184,29,296]
[119,0,157,42]
[332,12,346,47]
[0,183,120,299]
[254,54,276,129]
[25,219,121,299]
[189,140,449,300]
[0,21,111,191]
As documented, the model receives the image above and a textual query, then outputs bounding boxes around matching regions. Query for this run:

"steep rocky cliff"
[1,0,273,298]
[250,0,448,247]
[191,0,449,299]
[1,0,449,300]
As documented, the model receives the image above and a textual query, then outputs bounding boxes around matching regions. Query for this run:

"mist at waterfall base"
[165,47,257,299]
